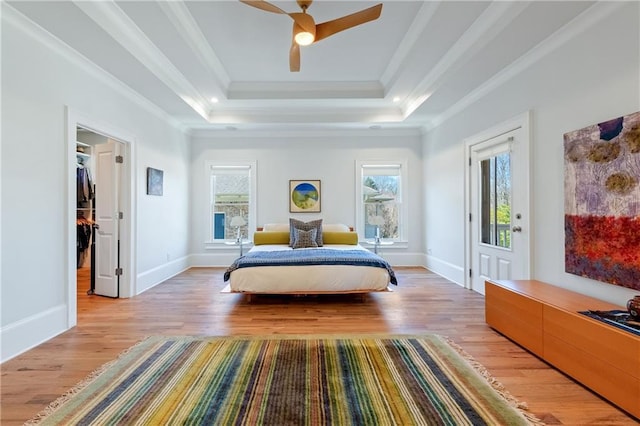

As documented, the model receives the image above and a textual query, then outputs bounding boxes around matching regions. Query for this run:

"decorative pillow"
[322,231,358,245]
[262,223,290,232]
[322,223,350,232]
[289,218,323,247]
[253,231,290,245]
[292,228,319,249]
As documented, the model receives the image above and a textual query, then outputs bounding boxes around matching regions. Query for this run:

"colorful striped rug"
[27,335,542,425]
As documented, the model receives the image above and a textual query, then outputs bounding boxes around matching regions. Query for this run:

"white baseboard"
[136,255,190,294]
[425,255,465,287]
[0,304,68,363]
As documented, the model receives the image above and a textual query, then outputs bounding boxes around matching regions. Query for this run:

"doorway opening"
[66,108,136,328]
[75,127,125,299]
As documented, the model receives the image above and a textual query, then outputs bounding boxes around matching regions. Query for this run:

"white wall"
[189,131,424,267]
[424,2,640,305]
[1,6,191,361]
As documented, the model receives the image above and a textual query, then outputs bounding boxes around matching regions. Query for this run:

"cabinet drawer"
[485,282,543,356]
[486,282,543,319]
[544,305,640,378]
[545,333,640,418]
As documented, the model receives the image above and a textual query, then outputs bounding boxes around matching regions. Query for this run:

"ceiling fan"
[240,0,383,72]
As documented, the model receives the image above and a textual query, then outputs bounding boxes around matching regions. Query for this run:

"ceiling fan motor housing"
[297,0,313,11]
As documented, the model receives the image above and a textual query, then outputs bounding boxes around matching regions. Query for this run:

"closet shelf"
[76,141,91,160]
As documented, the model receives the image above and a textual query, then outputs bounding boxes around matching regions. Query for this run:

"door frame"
[66,107,136,327]
[463,111,532,290]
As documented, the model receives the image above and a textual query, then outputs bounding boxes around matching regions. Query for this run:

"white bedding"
[228,244,391,294]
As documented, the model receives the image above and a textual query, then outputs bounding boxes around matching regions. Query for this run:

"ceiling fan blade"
[290,39,301,72]
[314,3,382,42]
[289,12,316,35]
[289,32,300,72]
[239,0,287,15]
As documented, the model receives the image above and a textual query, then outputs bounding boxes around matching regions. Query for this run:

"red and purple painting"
[564,111,640,291]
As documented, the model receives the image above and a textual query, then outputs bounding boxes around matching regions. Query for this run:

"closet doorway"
[76,128,124,298]
[67,108,135,328]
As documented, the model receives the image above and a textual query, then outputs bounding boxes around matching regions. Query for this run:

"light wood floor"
[1,267,638,425]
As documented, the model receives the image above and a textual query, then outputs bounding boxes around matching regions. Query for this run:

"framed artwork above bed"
[289,180,321,213]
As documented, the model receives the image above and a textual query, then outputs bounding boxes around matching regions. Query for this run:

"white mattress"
[228,244,391,293]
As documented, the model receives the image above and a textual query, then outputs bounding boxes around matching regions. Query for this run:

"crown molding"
[380,1,440,91]
[2,3,183,131]
[402,1,530,119]
[206,104,404,124]
[72,0,212,120]
[158,1,230,97]
[228,81,384,100]
[188,126,423,139]
[425,1,627,132]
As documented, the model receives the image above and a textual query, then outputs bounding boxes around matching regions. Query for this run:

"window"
[356,160,407,242]
[479,151,511,248]
[207,162,256,243]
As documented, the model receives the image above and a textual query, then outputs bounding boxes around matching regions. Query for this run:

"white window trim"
[204,160,257,248]
[355,159,409,246]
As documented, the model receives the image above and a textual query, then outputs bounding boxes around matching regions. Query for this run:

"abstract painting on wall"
[564,111,640,291]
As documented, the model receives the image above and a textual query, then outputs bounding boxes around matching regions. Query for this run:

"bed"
[222,221,397,298]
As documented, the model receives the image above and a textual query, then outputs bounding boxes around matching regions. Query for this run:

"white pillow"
[322,223,350,232]
[263,223,290,232]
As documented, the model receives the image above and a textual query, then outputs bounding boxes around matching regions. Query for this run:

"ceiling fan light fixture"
[239,0,383,70]
[294,31,314,46]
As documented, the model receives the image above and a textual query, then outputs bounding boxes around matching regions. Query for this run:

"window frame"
[355,159,408,245]
[205,161,257,247]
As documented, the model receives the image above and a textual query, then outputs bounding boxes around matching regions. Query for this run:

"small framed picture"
[146,167,164,196]
[289,180,321,213]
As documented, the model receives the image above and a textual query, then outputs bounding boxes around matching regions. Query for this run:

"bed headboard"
[254,223,358,245]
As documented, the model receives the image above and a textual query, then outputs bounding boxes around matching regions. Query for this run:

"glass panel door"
[480,151,511,249]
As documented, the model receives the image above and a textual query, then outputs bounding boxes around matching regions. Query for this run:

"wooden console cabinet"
[485,279,639,419]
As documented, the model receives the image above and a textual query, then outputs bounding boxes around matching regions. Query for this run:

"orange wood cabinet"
[485,279,640,419]
[485,283,544,357]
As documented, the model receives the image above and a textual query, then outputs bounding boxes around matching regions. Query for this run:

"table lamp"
[230,216,246,244]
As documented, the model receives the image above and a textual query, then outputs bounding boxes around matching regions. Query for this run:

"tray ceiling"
[7,1,596,132]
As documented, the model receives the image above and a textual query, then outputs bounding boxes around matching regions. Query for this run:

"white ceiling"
[9,0,595,133]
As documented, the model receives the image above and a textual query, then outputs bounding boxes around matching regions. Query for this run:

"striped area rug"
[28,335,542,425]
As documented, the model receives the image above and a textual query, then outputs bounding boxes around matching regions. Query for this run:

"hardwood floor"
[1,267,637,425]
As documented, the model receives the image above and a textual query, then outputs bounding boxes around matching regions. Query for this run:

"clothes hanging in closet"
[77,164,94,207]
[77,214,93,267]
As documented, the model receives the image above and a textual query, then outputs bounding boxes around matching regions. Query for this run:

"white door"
[93,140,122,297]
[469,126,530,294]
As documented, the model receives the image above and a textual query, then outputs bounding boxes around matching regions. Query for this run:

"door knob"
[512,226,522,232]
